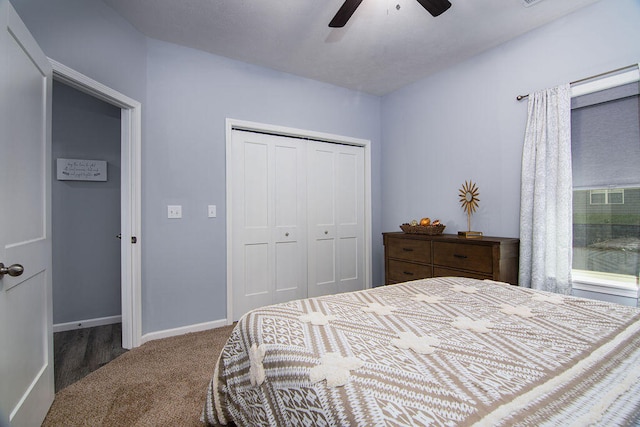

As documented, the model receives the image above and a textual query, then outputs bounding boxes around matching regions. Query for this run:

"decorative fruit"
[410,219,418,226]
[419,217,431,226]
[432,219,441,226]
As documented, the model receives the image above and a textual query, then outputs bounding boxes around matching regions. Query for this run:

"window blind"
[571,82,640,189]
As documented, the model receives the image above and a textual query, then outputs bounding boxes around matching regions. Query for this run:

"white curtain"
[519,84,573,294]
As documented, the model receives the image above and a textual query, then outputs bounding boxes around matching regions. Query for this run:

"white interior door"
[308,141,365,297]
[231,131,307,320]
[0,1,54,425]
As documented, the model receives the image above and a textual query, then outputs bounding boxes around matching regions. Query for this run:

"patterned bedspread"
[203,277,640,426]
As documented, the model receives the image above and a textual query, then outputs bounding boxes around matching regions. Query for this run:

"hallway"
[53,324,127,391]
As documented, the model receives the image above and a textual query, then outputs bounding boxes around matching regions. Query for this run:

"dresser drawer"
[388,259,432,283]
[433,242,493,274]
[386,238,431,264]
[434,267,491,280]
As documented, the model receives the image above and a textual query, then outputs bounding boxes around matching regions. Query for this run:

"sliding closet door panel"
[311,148,337,288]
[232,131,306,320]
[233,134,272,316]
[273,143,307,299]
[308,144,337,296]
[336,147,365,293]
[308,142,364,297]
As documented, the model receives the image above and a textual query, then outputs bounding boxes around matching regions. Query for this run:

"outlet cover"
[208,205,217,218]
[168,205,182,219]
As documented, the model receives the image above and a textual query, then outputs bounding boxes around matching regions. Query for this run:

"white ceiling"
[102,0,600,96]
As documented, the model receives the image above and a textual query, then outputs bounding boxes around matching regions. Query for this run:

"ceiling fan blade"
[329,0,365,28]
[415,0,452,17]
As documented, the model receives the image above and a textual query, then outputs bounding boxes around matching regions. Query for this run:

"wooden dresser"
[383,232,519,285]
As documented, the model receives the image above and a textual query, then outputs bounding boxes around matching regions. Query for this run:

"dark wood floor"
[53,323,128,392]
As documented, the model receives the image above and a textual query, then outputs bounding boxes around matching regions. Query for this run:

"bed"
[203,276,640,426]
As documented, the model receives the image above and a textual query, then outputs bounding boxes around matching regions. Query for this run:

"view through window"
[571,80,640,285]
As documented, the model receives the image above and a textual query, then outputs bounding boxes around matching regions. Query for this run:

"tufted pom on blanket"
[452,316,493,333]
[362,302,396,316]
[500,303,535,318]
[309,352,365,387]
[249,343,267,386]
[392,331,441,354]
[298,311,337,325]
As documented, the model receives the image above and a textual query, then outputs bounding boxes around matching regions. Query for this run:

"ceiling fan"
[329,0,452,27]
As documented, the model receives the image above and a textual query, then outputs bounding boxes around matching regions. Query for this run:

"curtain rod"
[516,63,639,101]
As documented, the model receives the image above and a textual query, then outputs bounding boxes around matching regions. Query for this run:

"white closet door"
[231,131,307,320]
[307,141,365,297]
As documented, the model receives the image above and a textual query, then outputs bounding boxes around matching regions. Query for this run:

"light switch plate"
[168,205,182,219]
[207,205,217,218]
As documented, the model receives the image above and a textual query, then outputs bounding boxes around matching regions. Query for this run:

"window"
[589,189,624,205]
[571,75,640,292]
[608,189,625,205]
[589,190,607,205]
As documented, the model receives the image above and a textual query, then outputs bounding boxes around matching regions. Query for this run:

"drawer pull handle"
[403,271,414,275]
[454,254,468,259]
[402,248,414,252]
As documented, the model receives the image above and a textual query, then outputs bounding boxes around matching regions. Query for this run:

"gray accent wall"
[52,81,122,324]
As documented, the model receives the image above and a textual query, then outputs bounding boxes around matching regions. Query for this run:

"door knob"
[0,263,24,279]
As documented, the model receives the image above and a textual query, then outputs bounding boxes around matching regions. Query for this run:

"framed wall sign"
[57,158,107,181]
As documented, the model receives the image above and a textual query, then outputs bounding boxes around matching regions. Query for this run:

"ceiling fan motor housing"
[416,0,452,17]
[329,0,452,28]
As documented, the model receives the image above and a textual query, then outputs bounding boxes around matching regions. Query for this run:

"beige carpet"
[43,324,235,426]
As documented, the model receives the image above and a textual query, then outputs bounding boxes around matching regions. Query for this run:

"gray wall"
[11,0,382,335]
[380,0,640,305]
[142,39,382,333]
[52,81,122,324]
[11,0,147,104]
[381,0,640,238]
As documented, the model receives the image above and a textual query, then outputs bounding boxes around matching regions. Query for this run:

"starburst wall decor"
[458,180,483,238]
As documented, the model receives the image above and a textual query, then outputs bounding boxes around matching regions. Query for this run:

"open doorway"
[51,80,125,391]
[49,59,142,354]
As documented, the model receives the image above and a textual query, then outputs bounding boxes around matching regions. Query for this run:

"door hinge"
[131,236,137,244]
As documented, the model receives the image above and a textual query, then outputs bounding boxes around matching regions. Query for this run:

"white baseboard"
[140,318,229,345]
[53,315,122,333]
